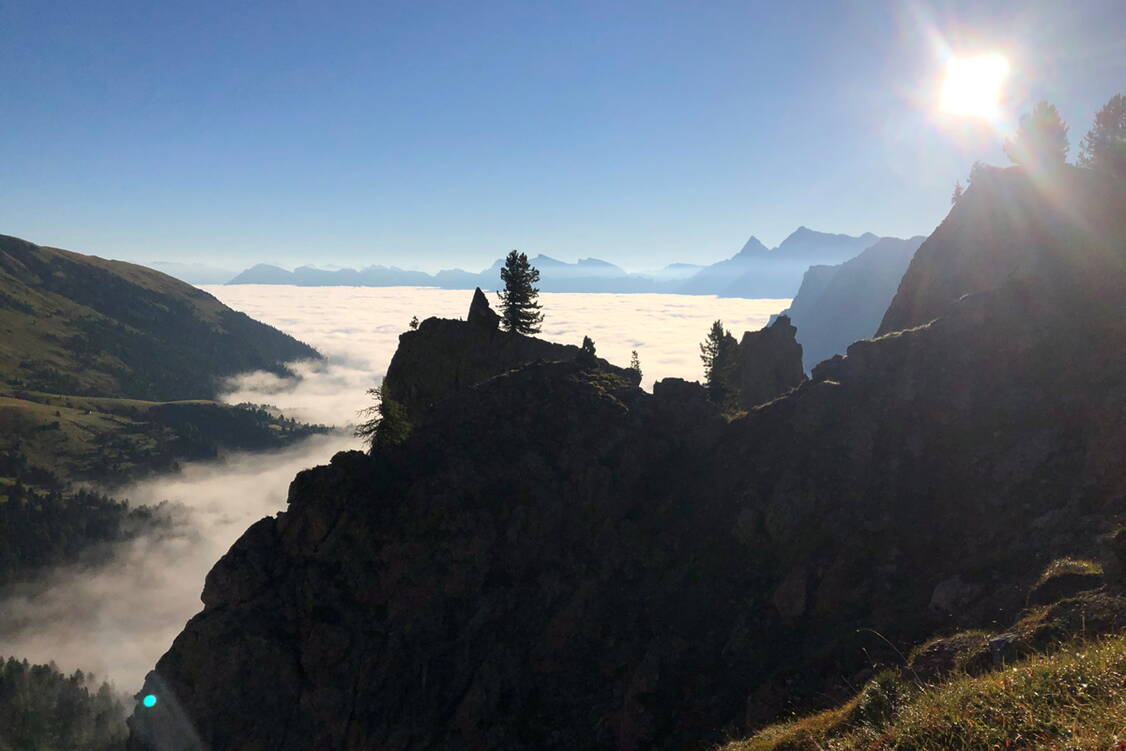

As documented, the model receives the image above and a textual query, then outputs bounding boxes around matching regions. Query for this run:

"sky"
[2,0,1123,272]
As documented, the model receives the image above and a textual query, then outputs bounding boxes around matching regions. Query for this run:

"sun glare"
[940,53,1010,120]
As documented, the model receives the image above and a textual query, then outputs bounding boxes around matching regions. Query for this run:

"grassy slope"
[0,392,328,497]
[0,233,320,401]
[722,634,1125,751]
[720,588,1126,751]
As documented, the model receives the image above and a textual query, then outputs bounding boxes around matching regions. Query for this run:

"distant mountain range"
[221,227,905,298]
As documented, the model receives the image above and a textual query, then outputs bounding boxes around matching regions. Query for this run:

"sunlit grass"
[720,631,1126,751]
[1037,558,1104,588]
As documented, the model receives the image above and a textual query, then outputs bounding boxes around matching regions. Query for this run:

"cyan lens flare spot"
[143,694,158,708]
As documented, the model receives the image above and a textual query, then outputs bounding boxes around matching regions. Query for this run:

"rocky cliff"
[381,289,639,423]
[735,315,805,409]
[129,167,1126,750]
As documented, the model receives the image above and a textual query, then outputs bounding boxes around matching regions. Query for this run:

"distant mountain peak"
[735,235,769,257]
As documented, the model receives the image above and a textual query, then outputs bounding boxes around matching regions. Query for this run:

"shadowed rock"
[382,291,641,425]
[467,287,501,329]
[128,167,1126,751]
[736,315,806,409]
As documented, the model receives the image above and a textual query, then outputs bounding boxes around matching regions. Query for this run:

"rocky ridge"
[129,166,1126,750]
[381,289,640,424]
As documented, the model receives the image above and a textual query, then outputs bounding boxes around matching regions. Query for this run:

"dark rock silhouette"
[735,315,806,409]
[467,287,501,329]
[879,165,1123,335]
[381,293,639,425]
[129,166,1126,751]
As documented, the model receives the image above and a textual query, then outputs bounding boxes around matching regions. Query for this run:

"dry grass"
[1037,558,1105,588]
[720,631,1126,751]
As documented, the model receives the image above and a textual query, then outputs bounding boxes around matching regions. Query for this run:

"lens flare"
[940,53,1010,121]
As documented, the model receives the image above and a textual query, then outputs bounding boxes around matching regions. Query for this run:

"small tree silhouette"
[355,384,412,451]
[700,320,739,407]
[499,250,543,334]
[629,350,642,380]
[1004,101,1069,168]
[1078,93,1126,177]
[951,181,964,205]
[409,315,419,330]
[581,336,596,357]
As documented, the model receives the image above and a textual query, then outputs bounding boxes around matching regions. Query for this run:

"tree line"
[953,92,1125,201]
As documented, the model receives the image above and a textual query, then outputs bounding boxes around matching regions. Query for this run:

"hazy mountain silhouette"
[225,227,901,298]
[705,228,883,298]
[779,235,926,371]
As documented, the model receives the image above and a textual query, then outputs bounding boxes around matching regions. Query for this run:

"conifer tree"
[409,315,419,330]
[700,320,739,407]
[1004,101,1069,167]
[1078,93,1126,177]
[629,350,641,380]
[355,384,412,451]
[499,250,543,334]
[951,181,964,205]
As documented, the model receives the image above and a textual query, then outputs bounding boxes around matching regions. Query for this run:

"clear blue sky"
[2,0,1122,272]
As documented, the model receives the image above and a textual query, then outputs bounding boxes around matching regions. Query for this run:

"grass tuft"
[1037,558,1104,588]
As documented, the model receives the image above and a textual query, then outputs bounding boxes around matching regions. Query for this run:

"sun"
[939,53,1010,121]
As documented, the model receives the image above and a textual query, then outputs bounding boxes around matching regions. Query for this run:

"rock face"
[778,236,925,371]
[129,167,1126,751]
[879,166,1124,334]
[382,293,638,424]
[736,315,806,408]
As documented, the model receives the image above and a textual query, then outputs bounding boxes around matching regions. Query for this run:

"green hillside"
[0,392,327,494]
[0,234,331,584]
[0,233,320,401]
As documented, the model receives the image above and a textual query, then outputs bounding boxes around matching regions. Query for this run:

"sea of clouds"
[0,286,787,692]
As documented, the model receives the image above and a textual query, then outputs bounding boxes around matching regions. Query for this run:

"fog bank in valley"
[0,433,356,690]
[0,285,787,692]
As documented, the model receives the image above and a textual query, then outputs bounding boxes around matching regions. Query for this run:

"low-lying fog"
[0,286,787,692]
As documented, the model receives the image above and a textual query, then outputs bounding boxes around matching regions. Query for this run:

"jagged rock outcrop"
[382,292,639,423]
[735,315,806,409]
[129,167,1126,751]
[467,287,501,329]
